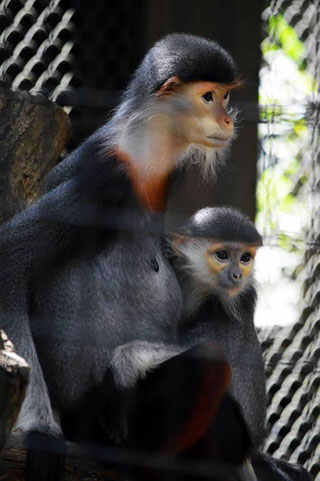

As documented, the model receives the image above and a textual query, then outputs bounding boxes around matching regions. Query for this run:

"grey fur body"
[0,205,182,431]
[32,228,182,410]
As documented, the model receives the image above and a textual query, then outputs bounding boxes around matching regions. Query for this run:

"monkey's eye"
[223,90,230,107]
[240,252,251,264]
[202,91,214,103]
[215,250,229,262]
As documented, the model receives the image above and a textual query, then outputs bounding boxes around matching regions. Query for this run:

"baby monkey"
[109,207,265,447]
[169,206,266,448]
[169,207,312,481]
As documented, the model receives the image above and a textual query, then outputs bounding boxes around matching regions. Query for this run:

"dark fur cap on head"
[178,207,263,246]
[124,33,237,101]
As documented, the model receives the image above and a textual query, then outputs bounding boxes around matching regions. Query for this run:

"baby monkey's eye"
[223,90,230,99]
[202,91,214,103]
[240,252,251,263]
[215,250,229,261]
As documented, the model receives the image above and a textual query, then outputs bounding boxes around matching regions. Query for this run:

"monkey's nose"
[224,114,233,129]
[220,113,233,135]
[232,271,242,281]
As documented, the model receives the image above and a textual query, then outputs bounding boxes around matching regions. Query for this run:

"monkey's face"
[182,81,234,149]
[206,242,257,298]
[116,77,237,181]
[174,238,258,300]
[157,80,235,151]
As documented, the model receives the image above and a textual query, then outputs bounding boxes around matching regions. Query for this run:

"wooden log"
[0,89,70,224]
[0,432,233,481]
[0,331,29,457]
[0,433,129,481]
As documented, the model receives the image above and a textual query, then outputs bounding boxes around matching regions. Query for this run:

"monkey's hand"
[99,380,135,444]
[110,340,184,388]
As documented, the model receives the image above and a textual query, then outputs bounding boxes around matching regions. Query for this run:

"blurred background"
[0,0,319,478]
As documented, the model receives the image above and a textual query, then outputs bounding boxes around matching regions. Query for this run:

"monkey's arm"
[99,341,184,443]
[110,340,184,388]
[0,161,129,479]
[0,182,84,481]
[0,260,65,481]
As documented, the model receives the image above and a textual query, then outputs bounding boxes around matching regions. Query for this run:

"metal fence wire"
[259,1,320,480]
[0,0,144,148]
[0,0,320,479]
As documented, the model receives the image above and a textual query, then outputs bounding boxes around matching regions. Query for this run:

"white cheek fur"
[178,239,219,290]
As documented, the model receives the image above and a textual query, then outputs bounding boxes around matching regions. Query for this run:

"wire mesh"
[259,1,320,479]
[0,0,144,147]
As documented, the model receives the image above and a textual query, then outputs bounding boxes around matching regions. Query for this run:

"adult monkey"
[0,34,239,481]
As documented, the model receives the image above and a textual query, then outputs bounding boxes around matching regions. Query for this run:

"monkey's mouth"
[206,136,230,147]
[221,285,241,298]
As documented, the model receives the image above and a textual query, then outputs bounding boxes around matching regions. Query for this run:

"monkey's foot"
[105,416,128,445]
[25,430,65,481]
[100,392,132,445]
[252,451,312,481]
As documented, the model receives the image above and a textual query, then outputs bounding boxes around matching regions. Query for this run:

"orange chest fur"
[130,172,169,212]
[116,150,169,212]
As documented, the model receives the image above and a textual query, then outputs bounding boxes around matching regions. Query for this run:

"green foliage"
[262,14,305,66]
[257,12,309,255]
[257,159,299,229]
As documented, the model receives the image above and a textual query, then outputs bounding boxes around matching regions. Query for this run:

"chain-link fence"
[0,0,144,148]
[258,1,320,479]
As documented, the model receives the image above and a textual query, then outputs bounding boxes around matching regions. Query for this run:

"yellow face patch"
[239,246,258,278]
[206,243,229,274]
[240,262,253,278]
[206,253,228,274]
[206,243,258,279]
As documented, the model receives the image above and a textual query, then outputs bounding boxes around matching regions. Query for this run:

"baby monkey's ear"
[170,235,187,255]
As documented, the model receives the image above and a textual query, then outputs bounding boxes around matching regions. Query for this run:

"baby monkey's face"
[174,238,258,300]
[206,242,257,298]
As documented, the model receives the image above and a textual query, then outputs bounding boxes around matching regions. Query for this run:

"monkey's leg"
[128,342,231,452]
[251,451,312,481]
[1,317,64,481]
[125,342,253,480]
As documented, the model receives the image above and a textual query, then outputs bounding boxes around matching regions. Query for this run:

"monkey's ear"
[157,76,182,96]
[171,235,186,254]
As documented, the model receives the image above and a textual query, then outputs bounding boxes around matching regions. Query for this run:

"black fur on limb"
[64,343,255,481]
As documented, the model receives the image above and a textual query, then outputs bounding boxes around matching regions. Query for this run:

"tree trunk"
[0,89,70,224]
